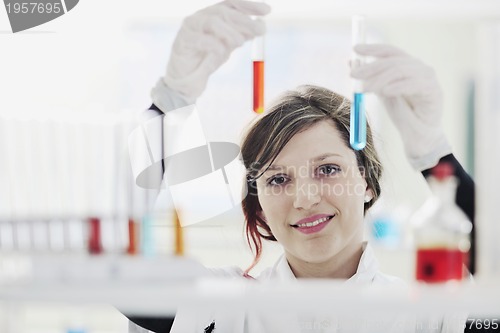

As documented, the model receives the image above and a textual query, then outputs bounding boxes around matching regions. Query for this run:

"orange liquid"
[88,217,103,255]
[174,210,184,256]
[253,61,264,114]
[127,218,138,255]
[416,248,466,282]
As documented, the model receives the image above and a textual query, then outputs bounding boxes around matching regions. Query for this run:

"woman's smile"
[290,214,335,234]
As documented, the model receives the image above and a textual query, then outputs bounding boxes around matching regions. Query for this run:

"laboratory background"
[1,0,500,332]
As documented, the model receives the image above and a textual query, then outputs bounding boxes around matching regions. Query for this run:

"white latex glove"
[351,44,452,171]
[153,0,271,108]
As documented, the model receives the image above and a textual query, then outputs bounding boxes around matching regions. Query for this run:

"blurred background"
[1,0,499,332]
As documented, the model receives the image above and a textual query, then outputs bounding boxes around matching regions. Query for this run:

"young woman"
[163,85,465,332]
[127,1,474,332]
[240,85,383,280]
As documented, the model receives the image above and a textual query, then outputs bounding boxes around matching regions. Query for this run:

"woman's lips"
[291,215,334,235]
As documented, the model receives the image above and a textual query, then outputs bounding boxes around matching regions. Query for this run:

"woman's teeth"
[295,216,331,228]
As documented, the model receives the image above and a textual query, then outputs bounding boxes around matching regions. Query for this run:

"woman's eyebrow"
[312,153,343,162]
[265,153,343,171]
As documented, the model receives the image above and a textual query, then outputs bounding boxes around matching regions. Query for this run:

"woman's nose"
[292,178,321,210]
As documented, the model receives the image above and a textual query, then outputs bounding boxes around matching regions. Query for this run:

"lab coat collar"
[348,242,379,284]
[270,242,379,283]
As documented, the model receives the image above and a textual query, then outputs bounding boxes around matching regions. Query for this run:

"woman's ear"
[364,188,374,203]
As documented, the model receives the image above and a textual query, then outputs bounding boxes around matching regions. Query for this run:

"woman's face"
[256,120,372,267]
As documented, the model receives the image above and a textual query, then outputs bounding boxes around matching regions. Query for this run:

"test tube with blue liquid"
[350,15,366,150]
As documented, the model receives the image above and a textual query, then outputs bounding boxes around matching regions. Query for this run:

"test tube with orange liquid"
[174,209,183,256]
[253,35,264,114]
[127,217,139,255]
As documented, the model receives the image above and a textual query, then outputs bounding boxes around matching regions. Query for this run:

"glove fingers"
[381,77,436,97]
[204,16,248,49]
[205,3,267,35]
[383,93,440,129]
[355,60,435,95]
[353,43,408,58]
[199,52,230,79]
[224,0,271,16]
[184,4,266,51]
[172,28,224,57]
[170,32,228,73]
[351,58,404,81]
[178,18,257,54]
[352,56,432,80]
[382,96,416,124]
[217,8,266,38]
[382,78,443,126]
[359,61,421,94]
[166,51,230,98]
[164,0,271,100]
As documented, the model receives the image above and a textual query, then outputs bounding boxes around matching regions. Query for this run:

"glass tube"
[87,217,103,254]
[174,209,183,256]
[253,35,265,114]
[350,15,366,150]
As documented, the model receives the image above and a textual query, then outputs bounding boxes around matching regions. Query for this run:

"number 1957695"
[6,2,62,14]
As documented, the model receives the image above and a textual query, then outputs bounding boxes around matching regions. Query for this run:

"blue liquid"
[350,92,366,150]
[141,214,155,256]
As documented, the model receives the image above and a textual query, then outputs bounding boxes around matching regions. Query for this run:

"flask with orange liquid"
[413,162,472,283]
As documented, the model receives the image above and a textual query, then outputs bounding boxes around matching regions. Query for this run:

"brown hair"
[240,85,382,274]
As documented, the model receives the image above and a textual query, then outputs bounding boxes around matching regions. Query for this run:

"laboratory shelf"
[0,254,499,317]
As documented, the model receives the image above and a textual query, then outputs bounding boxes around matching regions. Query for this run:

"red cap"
[432,162,454,180]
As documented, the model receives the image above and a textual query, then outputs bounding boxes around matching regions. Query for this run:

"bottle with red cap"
[412,162,472,283]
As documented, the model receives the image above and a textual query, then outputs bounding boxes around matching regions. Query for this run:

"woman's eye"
[267,175,289,186]
[317,165,340,176]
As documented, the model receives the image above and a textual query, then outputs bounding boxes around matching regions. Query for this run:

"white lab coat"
[163,243,467,333]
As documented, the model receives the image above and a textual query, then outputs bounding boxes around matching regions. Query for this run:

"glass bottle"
[413,162,472,283]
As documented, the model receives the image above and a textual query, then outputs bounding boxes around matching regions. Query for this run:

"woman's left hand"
[351,44,451,171]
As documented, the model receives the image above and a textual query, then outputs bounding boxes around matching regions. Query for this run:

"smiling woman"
[128,1,476,331]
[165,84,470,332]
[241,85,382,277]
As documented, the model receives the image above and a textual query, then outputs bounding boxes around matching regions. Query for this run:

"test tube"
[350,15,366,150]
[84,120,104,255]
[126,217,139,255]
[252,34,265,114]
[126,152,139,256]
[88,217,103,254]
[141,215,154,256]
[140,180,155,257]
[174,209,183,256]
